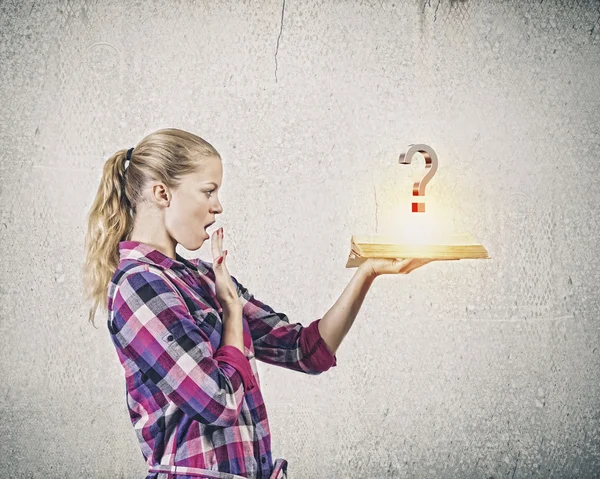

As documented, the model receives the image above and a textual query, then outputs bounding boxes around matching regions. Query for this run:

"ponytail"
[82,148,134,327]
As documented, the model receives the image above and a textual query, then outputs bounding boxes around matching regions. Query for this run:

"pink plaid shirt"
[107,241,337,478]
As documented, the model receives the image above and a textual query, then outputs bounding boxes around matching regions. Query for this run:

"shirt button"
[261,456,266,464]
[167,335,174,341]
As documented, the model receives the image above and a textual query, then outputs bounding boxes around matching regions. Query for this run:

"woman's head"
[82,128,223,326]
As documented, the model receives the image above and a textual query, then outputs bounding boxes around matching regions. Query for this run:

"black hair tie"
[121,147,134,202]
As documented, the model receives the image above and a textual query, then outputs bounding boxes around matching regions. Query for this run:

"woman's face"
[165,156,224,251]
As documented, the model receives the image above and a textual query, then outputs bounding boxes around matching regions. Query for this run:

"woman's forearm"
[221,306,245,354]
[317,264,376,356]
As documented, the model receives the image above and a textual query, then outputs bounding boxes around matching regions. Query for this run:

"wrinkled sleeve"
[230,275,337,375]
[110,268,257,428]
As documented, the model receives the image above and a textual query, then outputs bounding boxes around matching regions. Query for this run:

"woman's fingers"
[396,258,413,274]
[212,228,223,262]
[404,258,435,274]
[390,258,428,274]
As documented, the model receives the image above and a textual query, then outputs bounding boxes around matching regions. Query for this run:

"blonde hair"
[82,128,221,327]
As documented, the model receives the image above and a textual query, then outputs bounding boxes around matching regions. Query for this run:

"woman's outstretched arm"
[318,256,440,354]
[316,263,376,356]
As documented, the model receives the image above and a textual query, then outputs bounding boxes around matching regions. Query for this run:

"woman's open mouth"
[203,222,215,238]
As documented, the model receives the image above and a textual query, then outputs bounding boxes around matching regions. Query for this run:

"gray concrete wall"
[1,0,599,477]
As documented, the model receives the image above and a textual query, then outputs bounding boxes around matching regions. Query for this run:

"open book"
[346,233,490,268]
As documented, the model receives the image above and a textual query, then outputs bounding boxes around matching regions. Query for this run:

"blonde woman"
[82,128,437,479]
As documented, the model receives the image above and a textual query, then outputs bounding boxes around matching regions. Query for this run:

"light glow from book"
[379,197,453,245]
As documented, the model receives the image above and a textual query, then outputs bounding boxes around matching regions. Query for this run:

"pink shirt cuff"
[214,345,257,392]
[299,319,337,372]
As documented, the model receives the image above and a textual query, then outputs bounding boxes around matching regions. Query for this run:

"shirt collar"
[118,240,200,272]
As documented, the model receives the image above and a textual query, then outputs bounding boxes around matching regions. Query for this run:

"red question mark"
[399,143,439,213]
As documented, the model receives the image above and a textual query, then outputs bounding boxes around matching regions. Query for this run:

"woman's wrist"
[357,261,378,281]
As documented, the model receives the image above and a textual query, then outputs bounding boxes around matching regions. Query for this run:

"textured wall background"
[1,0,599,478]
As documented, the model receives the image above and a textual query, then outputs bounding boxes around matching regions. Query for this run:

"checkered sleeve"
[230,275,337,375]
[110,269,257,427]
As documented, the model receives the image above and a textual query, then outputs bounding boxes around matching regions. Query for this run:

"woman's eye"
[206,190,214,197]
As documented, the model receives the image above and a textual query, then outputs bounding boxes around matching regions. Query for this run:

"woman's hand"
[211,227,241,313]
[361,257,441,278]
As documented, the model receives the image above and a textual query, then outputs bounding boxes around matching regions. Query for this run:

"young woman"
[82,128,437,479]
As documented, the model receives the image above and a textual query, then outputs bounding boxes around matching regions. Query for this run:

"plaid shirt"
[107,241,337,479]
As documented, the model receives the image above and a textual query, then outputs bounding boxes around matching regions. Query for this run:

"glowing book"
[346,232,490,268]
